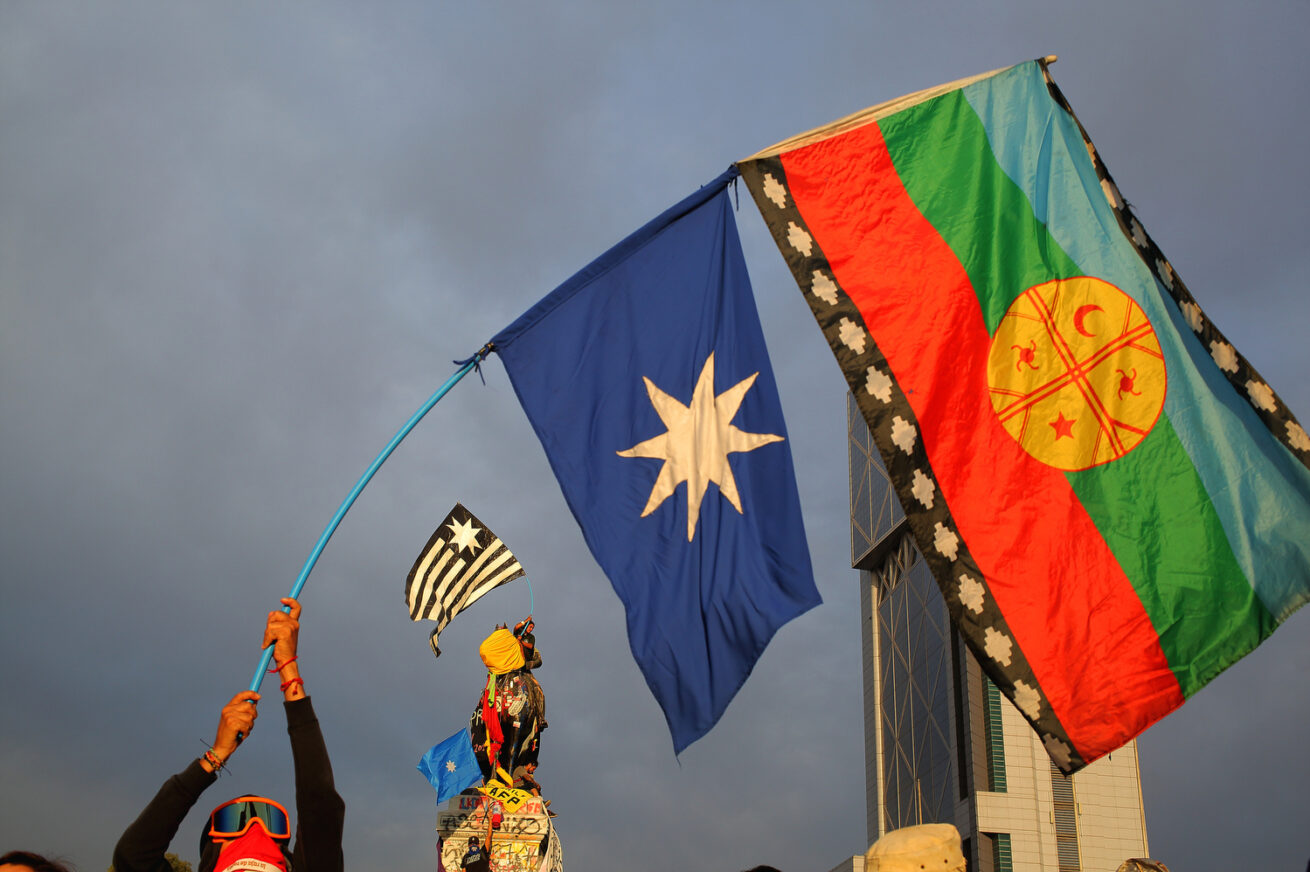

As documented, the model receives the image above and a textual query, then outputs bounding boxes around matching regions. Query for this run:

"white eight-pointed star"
[617,352,783,542]
[445,517,482,553]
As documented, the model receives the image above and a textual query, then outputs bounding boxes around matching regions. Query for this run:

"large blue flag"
[491,167,820,753]
[417,728,481,804]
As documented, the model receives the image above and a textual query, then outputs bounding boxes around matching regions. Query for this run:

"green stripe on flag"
[963,61,1310,626]
[877,88,1082,333]
[1069,415,1275,695]
[877,85,1273,691]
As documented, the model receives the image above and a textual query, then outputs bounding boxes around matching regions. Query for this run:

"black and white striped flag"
[405,502,525,657]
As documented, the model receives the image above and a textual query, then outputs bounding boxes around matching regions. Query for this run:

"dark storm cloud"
[3,2,1308,871]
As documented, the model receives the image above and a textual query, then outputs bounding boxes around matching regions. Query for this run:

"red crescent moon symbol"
[1074,304,1103,337]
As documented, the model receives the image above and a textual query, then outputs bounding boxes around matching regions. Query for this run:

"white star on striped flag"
[405,502,525,656]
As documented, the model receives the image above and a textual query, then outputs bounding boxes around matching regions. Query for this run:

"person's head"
[525,762,536,774]
[198,795,293,872]
[0,852,73,872]
[467,837,480,850]
[865,824,965,872]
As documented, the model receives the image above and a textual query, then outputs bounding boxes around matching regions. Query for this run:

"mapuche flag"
[738,57,1310,771]
[490,170,820,753]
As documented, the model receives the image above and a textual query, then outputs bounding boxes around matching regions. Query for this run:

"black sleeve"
[111,759,216,872]
[285,696,345,872]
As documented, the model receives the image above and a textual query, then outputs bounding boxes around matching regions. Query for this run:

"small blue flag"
[491,167,820,753]
[417,728,481,804]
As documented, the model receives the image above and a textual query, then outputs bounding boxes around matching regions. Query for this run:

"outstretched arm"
[111,691,259,872]
[263,597,305,703]
[270,598,345,872]
[203,690,262,770]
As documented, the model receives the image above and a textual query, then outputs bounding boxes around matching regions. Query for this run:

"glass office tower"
[845,393,1151,872]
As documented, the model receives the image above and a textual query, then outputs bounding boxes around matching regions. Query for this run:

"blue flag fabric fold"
[491,167,820,753]
[417,728,481,804]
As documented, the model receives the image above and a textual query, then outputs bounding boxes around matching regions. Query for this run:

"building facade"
[845,393,1150,872]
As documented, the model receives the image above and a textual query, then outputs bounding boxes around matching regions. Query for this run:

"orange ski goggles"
[205,795,291,843]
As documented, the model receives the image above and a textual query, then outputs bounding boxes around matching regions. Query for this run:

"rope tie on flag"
[453,342,495,385]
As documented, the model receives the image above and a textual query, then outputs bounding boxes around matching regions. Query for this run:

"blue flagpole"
[247,345,493,693]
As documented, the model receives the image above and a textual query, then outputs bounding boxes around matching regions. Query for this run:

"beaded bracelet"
[203,749,225,772]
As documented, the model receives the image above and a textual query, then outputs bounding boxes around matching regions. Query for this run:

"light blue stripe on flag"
[964,61,1310,621]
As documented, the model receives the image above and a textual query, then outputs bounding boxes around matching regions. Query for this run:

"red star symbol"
[1050,411,1076,440]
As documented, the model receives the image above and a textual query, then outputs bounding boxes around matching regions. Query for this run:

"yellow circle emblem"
[987,277,1166,471]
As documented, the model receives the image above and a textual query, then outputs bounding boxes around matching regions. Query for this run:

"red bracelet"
[203,749,225,771]
[268,655,298,673]
[280,676,304,692]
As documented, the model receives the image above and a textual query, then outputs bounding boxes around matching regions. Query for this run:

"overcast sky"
[2,3,1308,871]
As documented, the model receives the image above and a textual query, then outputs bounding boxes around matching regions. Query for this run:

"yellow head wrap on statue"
[479,628,525,675]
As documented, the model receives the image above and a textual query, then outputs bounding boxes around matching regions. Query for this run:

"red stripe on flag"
[780,122,1183,757]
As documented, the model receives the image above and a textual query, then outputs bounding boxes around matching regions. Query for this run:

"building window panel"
[991,832,1012,872]
[1050,763,1081,872]
[983,676,1007,793]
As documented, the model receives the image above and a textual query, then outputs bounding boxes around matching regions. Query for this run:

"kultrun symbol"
[1012,340,1038,372]
[987,277,1167,471]
[1116,368,1141,400]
